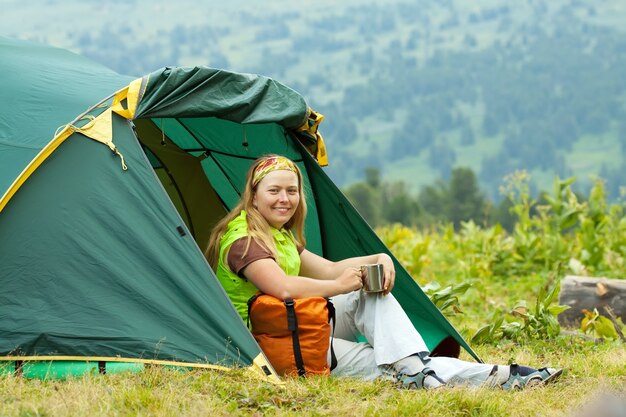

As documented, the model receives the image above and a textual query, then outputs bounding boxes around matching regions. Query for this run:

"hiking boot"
[396,367,446,390]
[500,364,563,390]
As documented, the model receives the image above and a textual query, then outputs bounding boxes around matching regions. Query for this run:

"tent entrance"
[132,117,325,256]
[134,118,228,252]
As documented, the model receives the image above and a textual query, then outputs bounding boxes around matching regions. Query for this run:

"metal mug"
[361,263,385,293]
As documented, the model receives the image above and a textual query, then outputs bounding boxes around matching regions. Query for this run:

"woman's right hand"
[335,267,364,293]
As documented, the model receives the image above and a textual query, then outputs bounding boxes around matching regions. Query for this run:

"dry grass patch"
[1,340,624,417]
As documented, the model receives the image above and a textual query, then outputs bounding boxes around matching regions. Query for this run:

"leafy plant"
[581,308,624,341]
[471,281,569,344]
[422,281,471,316]
[470,309,506,344]
[509,280,570,339]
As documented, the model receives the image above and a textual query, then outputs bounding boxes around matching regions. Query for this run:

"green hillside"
[4,0,626,199]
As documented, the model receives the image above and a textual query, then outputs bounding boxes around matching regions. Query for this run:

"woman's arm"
[242,257,364,300]
[299,250,396,295]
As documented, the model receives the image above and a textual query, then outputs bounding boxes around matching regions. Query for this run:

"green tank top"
[216,210,301,321]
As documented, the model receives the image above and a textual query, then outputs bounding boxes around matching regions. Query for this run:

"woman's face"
[253,170,300,229]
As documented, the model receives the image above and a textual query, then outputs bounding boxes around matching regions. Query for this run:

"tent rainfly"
[0,37,479,380]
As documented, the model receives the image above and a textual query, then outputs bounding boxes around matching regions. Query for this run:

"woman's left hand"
[376,253,395,295]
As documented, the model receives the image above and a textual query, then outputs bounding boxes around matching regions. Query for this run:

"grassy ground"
[1,338,623,416]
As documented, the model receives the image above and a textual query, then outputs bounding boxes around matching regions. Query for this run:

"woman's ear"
[252,193,257,208]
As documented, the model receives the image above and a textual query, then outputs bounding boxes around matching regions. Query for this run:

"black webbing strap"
[326,298,338,371]
[246,292,262,329]
[284,298,306,377]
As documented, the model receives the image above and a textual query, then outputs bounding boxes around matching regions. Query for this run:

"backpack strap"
[284,298,306,377]
[326,298,338,371]
[246,292,262,329]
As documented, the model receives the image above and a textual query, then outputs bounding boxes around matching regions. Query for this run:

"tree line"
[342,166,565,232]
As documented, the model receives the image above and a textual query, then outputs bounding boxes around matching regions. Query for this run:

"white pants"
[327,291,500,386]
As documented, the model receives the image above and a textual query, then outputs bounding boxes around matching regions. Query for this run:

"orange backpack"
[248,293,336,377]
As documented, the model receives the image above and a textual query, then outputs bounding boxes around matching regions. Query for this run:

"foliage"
[378,172,626,346]
[470,281,570,344]
[581,308,625,341]
[344,167,488,229]
[419,167,488,230]
[492,171,626,277]
[422,281,471,317]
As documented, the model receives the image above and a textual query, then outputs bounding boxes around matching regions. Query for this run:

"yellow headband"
[252,156,297,187]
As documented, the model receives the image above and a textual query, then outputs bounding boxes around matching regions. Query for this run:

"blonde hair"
[205,154,307,270]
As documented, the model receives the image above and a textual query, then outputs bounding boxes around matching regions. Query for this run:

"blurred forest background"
[4,0,626,228]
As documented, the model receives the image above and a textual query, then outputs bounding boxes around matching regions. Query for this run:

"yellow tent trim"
[75,108,113,144]
[0,126,74,214]
[251,353,283,384]
[111,77,143,120]
[296,108,329,166]
[315,133,328,166]
[0,79,144,214]
[1,355,282,383]
[75,77,145,169]
[74,108,127,171]
[0,355,229,371]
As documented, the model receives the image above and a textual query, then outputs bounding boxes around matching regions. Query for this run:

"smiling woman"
[252,158,301,230]
[204,154,563,388]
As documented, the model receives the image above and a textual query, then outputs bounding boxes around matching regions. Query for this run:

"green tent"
[0,37,479,380]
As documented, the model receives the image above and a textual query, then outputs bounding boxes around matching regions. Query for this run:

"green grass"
[1,340,623,416]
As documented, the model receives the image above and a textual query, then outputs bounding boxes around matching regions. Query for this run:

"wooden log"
[558,275,626,326]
